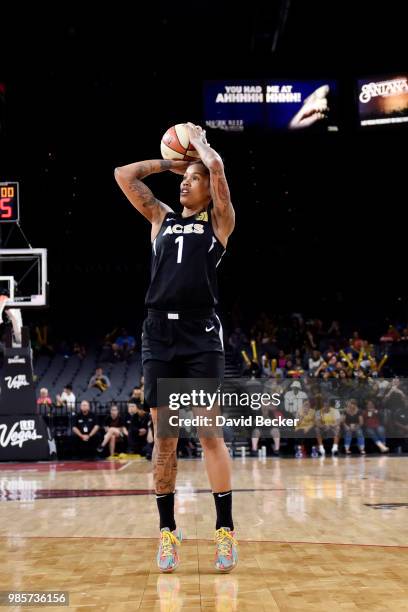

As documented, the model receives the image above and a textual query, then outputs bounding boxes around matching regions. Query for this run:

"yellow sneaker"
[157,528,182,573]
[214,528,238,572]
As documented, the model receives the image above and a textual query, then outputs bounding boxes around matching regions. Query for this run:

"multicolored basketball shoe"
[157,527,182,573]
[214,527,238,572]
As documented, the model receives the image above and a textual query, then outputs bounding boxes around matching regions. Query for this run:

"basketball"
[160,123,201,161]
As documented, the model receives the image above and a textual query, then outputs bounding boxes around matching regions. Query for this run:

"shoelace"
[160,530,180,557]
[215,528,238,557]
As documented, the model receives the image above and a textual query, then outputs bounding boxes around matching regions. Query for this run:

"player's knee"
[154,437,178,452]
[200,436,224,452]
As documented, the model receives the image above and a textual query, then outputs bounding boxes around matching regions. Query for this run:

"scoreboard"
[0,182,19,223]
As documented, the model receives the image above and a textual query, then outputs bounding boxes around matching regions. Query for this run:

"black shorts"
[142,309,225,409]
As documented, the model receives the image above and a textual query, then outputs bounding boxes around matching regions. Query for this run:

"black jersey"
[145,209,225,311]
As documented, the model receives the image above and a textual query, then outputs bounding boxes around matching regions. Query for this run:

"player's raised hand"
[185,122,209,146]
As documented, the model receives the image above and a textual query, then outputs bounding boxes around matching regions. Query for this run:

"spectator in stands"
[351,331,364,351]
[251,382,285,456]
[284,380,308,416]
[97,404,127,456]
[383,377,406,410]
[129,386,143,407]
[56,384,76,410]
[72,400,100,458]
[124,401,149,454]
[294,399,317,456]
[315,398,341,456]
[112,329,136,362]
[261,353,272,377]
[308,350,324,376]
[88,367,111,392]
[363,399,389,453]
[277,350,287,371]
[37,387,52,407]
[343,399,365,455]
[293,357,305,377]
[124,402,137,453]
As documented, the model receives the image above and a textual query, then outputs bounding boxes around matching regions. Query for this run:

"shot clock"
[0,182,19,222]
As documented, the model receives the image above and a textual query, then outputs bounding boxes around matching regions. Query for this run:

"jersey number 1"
[175,236,184,264]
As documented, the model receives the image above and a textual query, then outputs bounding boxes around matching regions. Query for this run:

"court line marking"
[1,535,408,549]
[117,461,131,471]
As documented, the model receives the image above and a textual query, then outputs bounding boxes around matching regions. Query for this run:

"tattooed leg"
[151,408,178,493]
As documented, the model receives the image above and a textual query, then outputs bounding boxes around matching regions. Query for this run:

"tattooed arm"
[185,123,235,246]
[114,159,192,224]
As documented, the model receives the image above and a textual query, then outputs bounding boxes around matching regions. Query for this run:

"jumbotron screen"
[204,79,339,132]
[358,74,408,126]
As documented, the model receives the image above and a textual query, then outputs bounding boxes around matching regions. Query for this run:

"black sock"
[156,492,176,531]
[213,490,234,531]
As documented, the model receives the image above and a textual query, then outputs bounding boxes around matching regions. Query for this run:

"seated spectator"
[72,400,100,458]
[37,387,52,408]
[343,399,365,455]
[112,329,136,362]
[308,350,324,376]
[124,401,149,454]
[294,399,317,457]
[261,353,272,377]
[284,380,307,416]
[97,404,127,456]
[88,367,111,392]
[287,357,304,378]
[383,377,406,412]
[56,384,76,410]
[258,379,285,456]
[315,398,341,456]
[351,331,364,351]
[277,350,287,370]
[363,399,389,453]
[129,386,143,407]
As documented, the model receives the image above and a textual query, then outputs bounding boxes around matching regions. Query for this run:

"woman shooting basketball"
[114,123,237,573]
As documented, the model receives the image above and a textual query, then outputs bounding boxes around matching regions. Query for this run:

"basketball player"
[114,123,237,573]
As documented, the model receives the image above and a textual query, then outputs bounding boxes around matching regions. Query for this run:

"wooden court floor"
[1,456,408,611]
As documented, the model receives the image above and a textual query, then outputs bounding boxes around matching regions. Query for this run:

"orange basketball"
[160,124,200,161]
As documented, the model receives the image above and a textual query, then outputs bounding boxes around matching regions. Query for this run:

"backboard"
[0,248,48,307]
